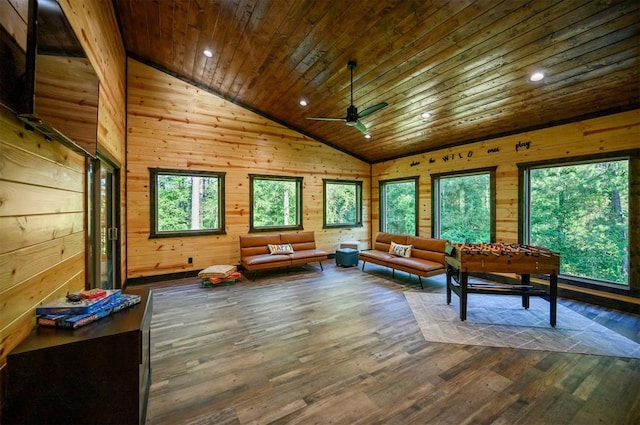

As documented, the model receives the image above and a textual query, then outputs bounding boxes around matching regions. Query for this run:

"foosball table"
[445,242,561,326]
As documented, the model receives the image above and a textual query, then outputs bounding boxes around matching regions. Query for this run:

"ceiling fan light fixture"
[203,49,213,58]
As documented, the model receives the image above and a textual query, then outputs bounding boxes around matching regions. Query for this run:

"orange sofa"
[360,232,447,288]
[239,231,328,279]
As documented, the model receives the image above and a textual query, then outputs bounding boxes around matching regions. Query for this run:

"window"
[250,174,303,232]
[323,179,363,228]
[379,177,418,235]
[522,158,630,286]
[150,168,225,238]
[432,168,496,243]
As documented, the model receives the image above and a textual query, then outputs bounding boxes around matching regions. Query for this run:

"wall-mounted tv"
[8,0,100,158]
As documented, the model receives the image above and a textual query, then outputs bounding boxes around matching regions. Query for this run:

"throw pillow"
[389,241,412,258]
[268,243,294,255]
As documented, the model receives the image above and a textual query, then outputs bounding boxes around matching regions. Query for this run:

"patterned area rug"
[405,292,640,358]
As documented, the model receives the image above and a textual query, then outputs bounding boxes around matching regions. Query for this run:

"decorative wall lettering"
[410,161,420,167]
[488,147,500,153]
[442,150,473,162]
[516,140,531,151]
[429,157,435,164]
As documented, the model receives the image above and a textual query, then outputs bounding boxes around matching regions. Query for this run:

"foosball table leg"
[521,273,531,309]
[550,273,558,327]
[460,271,468,321]
[446,268,452,305]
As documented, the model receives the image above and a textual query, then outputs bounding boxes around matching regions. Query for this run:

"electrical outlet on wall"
[188,257,193,264]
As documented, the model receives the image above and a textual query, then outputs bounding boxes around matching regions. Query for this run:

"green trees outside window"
[150,169,225,238]
[527,159,629,285]
[380,177,418,235]
[323,179,362,228]
[250,175,303,231]
[433,170,494,243]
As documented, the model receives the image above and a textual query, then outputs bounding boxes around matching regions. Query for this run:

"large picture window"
[432,168,495,243]
[523,158,630,286]
[150,168,225,238]
[379,177,418,235]
[250,175,303,232]
[323,179,362,228]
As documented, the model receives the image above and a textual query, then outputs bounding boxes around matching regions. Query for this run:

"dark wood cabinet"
[4,288,152,425]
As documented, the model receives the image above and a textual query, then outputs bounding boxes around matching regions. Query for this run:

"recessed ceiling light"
[530,71,545,82]
[364,133,371,139]
[203,49,213,58]
[421,112,432,119]
[299,99,308,106]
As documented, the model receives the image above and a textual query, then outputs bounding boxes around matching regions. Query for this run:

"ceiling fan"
[307,61,389,134]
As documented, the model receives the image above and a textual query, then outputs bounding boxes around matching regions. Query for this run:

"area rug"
[405,292,640,358]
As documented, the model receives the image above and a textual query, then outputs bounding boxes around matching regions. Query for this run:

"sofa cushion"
[374,232,409,252]
[388,256,445,273]
[281,231,315,244]
[389,241,412,258]
[240,234,282,247]
[281,231,317,251]
[289,249,326,260]
[240,234,282,257]
[268,243,294,254]
[407,236,446,264]
[360,249,395,263]
[242,254,290,268]
[289,249,328,267]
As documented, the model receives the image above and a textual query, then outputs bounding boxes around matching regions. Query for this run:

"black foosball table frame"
[445,243,560,327]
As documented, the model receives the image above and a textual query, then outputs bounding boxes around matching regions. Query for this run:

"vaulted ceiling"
[113,0,640,163]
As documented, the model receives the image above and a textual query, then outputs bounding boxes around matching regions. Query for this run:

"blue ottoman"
[336,248,359,267]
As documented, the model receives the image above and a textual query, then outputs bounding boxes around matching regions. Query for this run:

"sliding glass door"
[88,154,120,289]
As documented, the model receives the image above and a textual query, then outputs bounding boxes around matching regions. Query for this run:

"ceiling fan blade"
[354,121,368,134]
[306,117,346,121]
[358,102,389,119]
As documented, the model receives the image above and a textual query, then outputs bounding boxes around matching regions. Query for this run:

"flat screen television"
[1,0,100,158]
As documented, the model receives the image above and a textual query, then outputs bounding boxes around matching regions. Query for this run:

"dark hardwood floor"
[134,262,640,425]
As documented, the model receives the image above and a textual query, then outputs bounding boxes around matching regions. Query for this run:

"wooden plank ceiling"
[113,0,640,163]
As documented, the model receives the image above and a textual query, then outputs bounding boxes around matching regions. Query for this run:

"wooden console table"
[445,243,560,326]
[5,288,153,424]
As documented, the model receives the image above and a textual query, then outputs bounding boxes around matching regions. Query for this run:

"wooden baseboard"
[125,270,201,287]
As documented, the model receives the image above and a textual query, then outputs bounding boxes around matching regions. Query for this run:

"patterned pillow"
[389,241,412,258]
[268,243,294,255]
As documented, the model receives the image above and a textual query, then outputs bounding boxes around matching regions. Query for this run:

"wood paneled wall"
[371,109,640,289]
[0,0,126,371]
[0,109,86,366]
[126,59,371,278]
[34,55,99,153]
[59,0,128,283]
